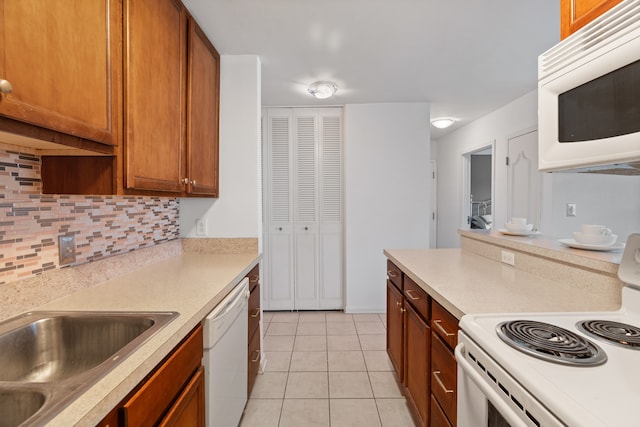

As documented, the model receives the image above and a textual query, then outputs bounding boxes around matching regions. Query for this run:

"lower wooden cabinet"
[98,324,205,427]
[247,264,261,396]
[386,280,404,381]
[385,258,459,427]
[431,334,457,425]
[430,395,453,427]
[405,302,430,427]
[158,366,205,427]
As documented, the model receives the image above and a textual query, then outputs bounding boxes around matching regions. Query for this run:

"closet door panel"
[264,110,294,310]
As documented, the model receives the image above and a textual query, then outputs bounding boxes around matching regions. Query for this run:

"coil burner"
[496,320,607,366]
[577,320,640,349]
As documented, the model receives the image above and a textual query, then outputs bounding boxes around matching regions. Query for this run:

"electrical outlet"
[58,235,76,265]
[566,203,577,217]
[501,250,515,266]
[195,218,207,236]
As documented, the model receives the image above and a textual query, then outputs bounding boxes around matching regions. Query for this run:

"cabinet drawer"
[404,276,429,321]
[430,394,453,427]
[432,301,458,349]
[248,326,261,396]
[122,325,203,427]
[247,264,260,292]
[431,333,457,425]
[248,283,260,338]
[387,260,402,290]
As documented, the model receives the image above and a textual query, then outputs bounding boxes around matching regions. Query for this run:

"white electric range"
[456,233,640,427]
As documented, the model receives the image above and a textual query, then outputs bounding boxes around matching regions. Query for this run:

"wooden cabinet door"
[186,17,220,196]
[386,280,404,381]
[405,303,430,427]
[560,0,623,39]
[158,366,205,427]
[0,0,121,146]
[124,0,187,192]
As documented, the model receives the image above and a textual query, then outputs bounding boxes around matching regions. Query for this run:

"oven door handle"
[455,342,529,427]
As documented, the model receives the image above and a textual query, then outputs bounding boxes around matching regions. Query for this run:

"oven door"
[455,332,565,427]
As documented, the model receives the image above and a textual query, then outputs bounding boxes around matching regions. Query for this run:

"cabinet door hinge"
[505,156,510,166]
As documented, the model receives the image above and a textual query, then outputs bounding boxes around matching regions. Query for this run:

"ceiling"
[182,0,559,139]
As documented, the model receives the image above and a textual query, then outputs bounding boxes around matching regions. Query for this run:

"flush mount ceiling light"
[431,117,455,129]
[307,81,338,99]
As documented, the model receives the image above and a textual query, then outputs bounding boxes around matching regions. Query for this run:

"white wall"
[541,173,640,242]
[435,88,640,248]
[344,103,431,312]
[180,55,262,246]
[435,91,538,248]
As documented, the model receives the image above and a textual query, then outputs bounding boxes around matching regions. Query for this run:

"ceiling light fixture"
[307,81,338,99]
[431,118,455,129]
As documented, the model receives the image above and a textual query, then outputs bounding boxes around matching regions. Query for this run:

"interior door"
[265,110,295,310]
[507,130,541,227]
[293,111,319,309]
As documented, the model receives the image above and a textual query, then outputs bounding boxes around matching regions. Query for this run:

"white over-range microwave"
[538,0,640,174]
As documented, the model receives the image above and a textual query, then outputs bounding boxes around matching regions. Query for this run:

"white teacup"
[573,232,617,246]
[581,224,612,236]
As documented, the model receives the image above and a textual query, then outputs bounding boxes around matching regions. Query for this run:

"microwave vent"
[539,0,640,80]
[552,161,640,176]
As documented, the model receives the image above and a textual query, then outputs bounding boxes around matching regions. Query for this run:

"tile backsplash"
[0,149,179,285]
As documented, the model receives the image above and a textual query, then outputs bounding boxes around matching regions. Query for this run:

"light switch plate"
[58,235,76,266]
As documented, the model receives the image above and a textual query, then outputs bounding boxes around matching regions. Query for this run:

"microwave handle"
[455,343,529,427]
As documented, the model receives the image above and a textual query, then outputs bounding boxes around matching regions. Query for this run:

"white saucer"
[498,229,541,237]
[558,239,625,251]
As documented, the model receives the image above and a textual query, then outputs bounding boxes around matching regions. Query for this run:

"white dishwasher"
[203,278,249,427]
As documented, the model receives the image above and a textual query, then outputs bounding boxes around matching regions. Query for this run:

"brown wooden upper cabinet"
[124,0,220,196]
[0,0,121,149]
[560,0,624,39]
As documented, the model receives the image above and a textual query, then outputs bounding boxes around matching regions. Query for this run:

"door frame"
[461,141,496,231]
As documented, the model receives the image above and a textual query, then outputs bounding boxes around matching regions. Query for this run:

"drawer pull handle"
[433,370,454,394]
[251,308,260,318]
[405,289,420,301]
[400,308,406,313]
[396,301,401,307]
[251,350,260,363]
[387,270,398,278]
[250,275,259,283]
[434,319,456,337]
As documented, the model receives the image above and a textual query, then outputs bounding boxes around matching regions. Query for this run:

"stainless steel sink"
[0,311,178,426]
[0,388,46,427]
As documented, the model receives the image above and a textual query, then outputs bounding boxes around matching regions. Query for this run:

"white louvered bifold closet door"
[263,107,343,310]
[318,111,343,309]
[265,109,295,309]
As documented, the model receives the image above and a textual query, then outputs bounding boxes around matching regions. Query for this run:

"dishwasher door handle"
[210,278,249,322]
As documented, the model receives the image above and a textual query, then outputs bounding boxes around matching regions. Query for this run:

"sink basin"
[0,389,46,427]
[0,311,178,426]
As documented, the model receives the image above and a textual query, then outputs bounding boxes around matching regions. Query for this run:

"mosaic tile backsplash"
[0,149,179,285]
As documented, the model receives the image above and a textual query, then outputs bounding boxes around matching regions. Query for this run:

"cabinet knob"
[181,178,189,184]
[304,226,308,231]
[0,79,12,95]
[278,227,283,231]
[190,180,197,186]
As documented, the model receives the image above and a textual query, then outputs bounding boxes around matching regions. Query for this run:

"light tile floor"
[240,311,416,427]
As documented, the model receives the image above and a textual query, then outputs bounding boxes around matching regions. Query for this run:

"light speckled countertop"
[36,252,259,426]
[384,248,621,320]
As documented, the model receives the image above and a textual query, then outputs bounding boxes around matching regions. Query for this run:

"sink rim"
[0,310,179,427]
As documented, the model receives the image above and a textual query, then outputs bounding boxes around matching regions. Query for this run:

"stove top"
[496,319,607,365]
[458,233,640,426]
[577,319,640,349]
